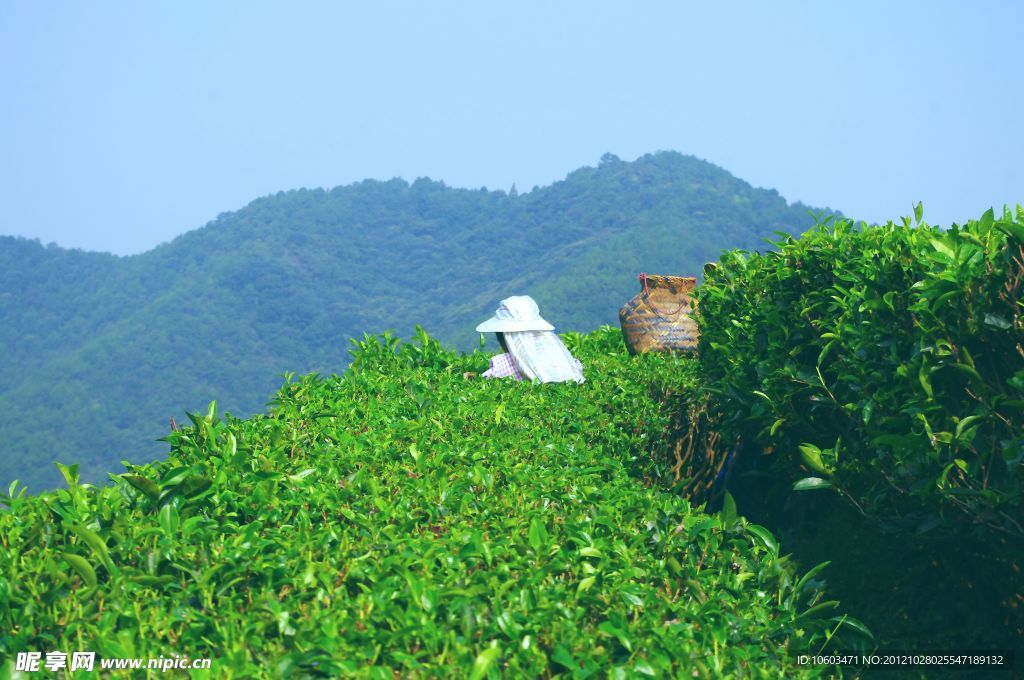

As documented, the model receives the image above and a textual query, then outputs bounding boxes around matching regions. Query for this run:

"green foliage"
[697,208,1024,541]
[0,151,831,492]
[0,328,863,677]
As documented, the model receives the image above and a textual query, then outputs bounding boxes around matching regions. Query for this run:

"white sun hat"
[475,295,555,333]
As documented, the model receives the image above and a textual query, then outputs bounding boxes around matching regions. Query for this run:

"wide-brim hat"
[475,295,555,333]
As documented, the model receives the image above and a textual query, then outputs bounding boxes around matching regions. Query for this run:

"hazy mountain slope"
[0,151,836,491]
[0,239,122,383]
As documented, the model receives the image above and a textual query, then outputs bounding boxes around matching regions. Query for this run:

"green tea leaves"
[930,238,955,259]
[793,477,833,492]
[159,503,180,537]
[469,642,501,680]
[983,313,1012,330]
[528,517,548,554]
[62,553,97,588]
[68,525,116,574]
[122,474,160,501]
[798,444,828,475]
[746,524,779,556]
[720,490,737,527]
[576,576,597,594]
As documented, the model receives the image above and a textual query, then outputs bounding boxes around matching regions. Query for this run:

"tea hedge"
[697,206,1024,541]
[0,327,864,677]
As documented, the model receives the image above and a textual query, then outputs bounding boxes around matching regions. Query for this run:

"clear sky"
[1,2,1021,255]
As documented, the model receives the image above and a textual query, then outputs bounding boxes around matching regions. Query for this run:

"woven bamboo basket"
[619,273,699,354]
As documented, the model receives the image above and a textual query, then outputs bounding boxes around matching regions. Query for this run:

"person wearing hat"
[474,295,584,383]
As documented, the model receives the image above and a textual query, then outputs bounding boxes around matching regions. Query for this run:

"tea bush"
[0,327,864,677]
[697,206,1024,541]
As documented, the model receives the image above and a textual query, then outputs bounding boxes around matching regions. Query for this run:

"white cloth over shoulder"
[503,330,585,384]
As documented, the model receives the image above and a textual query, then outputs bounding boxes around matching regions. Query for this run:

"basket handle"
[639,272,690,319]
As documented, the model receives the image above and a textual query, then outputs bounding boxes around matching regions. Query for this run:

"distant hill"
[0,151,836,491]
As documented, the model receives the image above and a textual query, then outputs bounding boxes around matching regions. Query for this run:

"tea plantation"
[0,327,863,677]
[4,205,1021,677]
[698,206,1024,543]
[696,206,1024,666]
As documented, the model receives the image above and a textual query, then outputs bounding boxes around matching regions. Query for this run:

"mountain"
[0,151,836,491]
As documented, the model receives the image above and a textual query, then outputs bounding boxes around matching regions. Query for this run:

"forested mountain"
[0,151,835,491]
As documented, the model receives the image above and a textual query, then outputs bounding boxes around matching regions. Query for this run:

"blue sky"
[1,1,1021,255]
